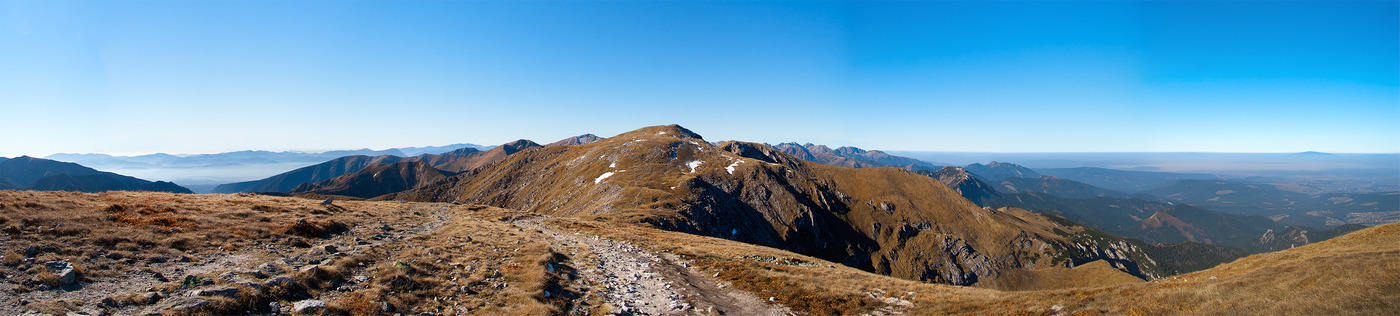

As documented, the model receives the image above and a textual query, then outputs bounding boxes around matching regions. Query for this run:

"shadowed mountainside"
[288,161,458,199]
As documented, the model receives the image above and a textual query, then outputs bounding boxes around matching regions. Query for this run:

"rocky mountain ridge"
[391,125,1182,285]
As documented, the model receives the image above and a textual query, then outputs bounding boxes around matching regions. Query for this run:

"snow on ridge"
[595,172,615,184]
[726,160,744,174]
[686,160,703,173]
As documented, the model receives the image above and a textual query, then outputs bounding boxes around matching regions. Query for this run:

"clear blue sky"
[1,0,1396,157]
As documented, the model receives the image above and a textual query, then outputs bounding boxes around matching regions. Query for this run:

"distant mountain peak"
[619,124,704,140]
[964,161,1041,181]
[547,134,604,147]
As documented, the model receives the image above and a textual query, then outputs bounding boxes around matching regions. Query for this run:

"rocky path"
[514,218,790,316]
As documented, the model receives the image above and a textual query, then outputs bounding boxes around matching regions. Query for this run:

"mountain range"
[770,142,942,171]
[0,156,191,193]
[211,140,543,194]
[0,124,1393,315]
[382,125,1245,284]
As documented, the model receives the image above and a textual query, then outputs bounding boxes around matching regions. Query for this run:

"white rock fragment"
[686,160,703,173]
[595,172,615,184]
[293,300,325,312]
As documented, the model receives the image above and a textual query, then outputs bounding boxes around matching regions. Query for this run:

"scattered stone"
[67,306,106,316]
[380,301,396,313]
[323,245,339,254]
[140,292,165,305]
[293,300,326,312]
[181,275,213,287]
[146,297,210,313]
[24,245,39,257]
[268,302,281,312]
[264,276,295,287]
[255,263,284,275]
[44,260,77,285]
[187,286,240,298]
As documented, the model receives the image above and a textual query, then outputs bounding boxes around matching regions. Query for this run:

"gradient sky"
[1,0,1396,157]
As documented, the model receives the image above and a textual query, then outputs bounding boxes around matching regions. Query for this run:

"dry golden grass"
[974,260,1145,291]
[4,190,1393,315]
[0,191,584,315]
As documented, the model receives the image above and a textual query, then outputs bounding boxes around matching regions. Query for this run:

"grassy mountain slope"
[395,125,1183,285]
[432,139,539,173]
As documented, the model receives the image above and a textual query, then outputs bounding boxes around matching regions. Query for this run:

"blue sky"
[0,0,1395,157]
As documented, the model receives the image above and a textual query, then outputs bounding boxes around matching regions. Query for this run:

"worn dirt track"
[515,217,790,316]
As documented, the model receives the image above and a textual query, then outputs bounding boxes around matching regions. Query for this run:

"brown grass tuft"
[281,219,349,238]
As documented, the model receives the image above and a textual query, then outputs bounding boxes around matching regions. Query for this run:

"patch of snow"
[609,162,616,168]
[726,160,744,174]
[658,131,667,135]
[594,172,615,184]
[686,160,703,173]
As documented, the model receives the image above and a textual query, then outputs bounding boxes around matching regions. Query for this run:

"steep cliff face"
[396,125,1165,285]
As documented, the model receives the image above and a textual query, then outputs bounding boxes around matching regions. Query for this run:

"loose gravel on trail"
[516,218,790,316]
